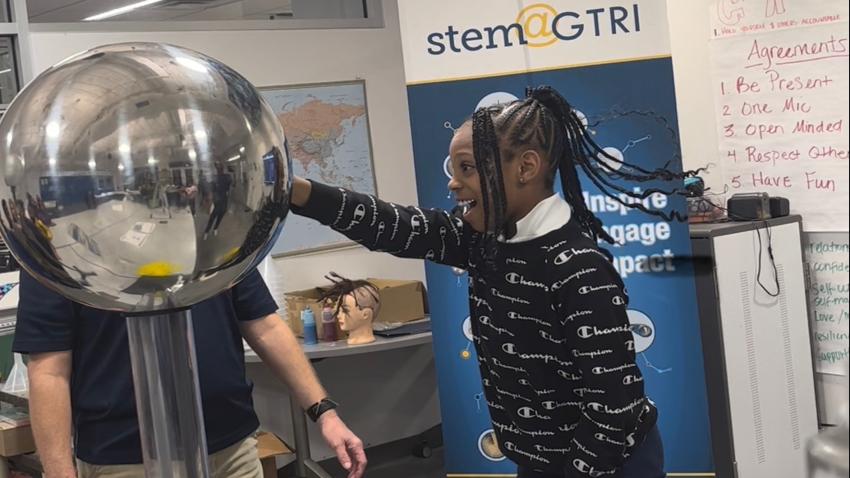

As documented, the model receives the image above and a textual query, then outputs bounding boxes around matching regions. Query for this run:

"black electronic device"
[727,193,771,221]
[770,196,790,218]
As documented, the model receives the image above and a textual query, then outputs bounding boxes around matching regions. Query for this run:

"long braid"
[585,109,705,180]
[464,85,699,261]
[531,87,700,183]
[560,111,613,242]
[526,86,699,242]
[561,109,691,222]
[521,87,612,243]
[471,108,506,269]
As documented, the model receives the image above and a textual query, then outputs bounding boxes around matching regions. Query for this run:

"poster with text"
[399,1,714,475]
[709,0,849,376]
[709,14,849,232]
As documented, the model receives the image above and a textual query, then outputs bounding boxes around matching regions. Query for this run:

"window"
[0,36,19,106]
[27,0,372,24]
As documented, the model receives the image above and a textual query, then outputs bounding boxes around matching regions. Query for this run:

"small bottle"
[321,302,338,342]
[301,307,318,345]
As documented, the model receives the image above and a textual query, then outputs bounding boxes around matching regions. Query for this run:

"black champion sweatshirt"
[294,181,658,477]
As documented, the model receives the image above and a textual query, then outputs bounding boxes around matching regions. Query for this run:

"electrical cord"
[755,221,781,297]
[697,196,781,297]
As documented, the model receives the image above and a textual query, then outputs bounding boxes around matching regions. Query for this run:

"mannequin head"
[318,273,380,345]
[337,286,380,344]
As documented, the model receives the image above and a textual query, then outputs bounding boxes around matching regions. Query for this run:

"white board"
[805,233,849,376]
[709,13,849,232]
[806,231,849,425]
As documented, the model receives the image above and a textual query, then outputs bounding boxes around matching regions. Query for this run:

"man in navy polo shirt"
[13,269,367,478]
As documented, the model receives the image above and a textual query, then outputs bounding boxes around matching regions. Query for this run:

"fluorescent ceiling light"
[46,121,61,139]
[84,0,165,21]
[177,57,208,74]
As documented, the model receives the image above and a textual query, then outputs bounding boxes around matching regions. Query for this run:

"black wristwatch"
[307,398,339,422]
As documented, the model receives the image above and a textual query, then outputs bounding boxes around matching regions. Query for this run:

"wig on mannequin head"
[316,272,381,318]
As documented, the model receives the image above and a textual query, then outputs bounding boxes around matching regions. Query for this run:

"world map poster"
[260,81,377,256]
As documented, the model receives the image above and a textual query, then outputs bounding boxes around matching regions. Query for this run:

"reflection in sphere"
[0,42,291,313]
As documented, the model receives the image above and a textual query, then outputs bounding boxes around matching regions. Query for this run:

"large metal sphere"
[0,43,290,313]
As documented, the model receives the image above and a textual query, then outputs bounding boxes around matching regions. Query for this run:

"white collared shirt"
[504,193,572,243]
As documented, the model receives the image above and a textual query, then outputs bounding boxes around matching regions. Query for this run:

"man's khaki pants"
[77,433,262,478]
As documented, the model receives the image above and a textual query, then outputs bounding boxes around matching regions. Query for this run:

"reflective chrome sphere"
[0,43,290,312]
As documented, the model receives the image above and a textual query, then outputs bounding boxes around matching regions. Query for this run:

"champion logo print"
[321,188,652,470]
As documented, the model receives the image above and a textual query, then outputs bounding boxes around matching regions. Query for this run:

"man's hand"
[241,315,365,476]
[317,410,367,478]
[242,316,366,476]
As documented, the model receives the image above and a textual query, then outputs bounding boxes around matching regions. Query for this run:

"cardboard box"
[256,432,291,478]
[284,279,428,337]
[368,278,429,323]
[0,421,35,457]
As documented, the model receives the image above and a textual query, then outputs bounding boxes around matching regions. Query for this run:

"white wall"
[666,0,723,192]
[26,0,427,304]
